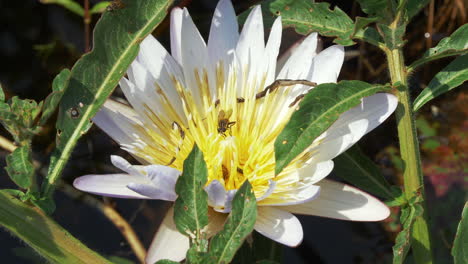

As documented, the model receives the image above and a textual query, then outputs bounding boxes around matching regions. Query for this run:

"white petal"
[111,155,143,176]
[145,165,181,189]
[264,17,282,85]
[298,160,334,184]
[259,184,320,206]
[146,207,189,264]
[93,100,144,146]
[254,207,303,247]
[127,183,176,201]
[277,32,318,81]
[205,180,227,207]
[236,5,265,92]
[257,180,277,202]
[312,93,398,161]
[170,8,184,65]
[284,180,390,221]
[208,0,239,65]
[73,174,153,199]
[180,8,209,110]
[309,45,345,84]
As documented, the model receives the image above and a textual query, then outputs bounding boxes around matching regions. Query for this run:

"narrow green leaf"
[275,80,392,175]
[207,181,257,264]
[413,54,468,111]
[0,190,110,264]
[90,1,111,14]
[43,0,174,198]
[378,23,406,49]
[5,145,34,189]
[174,145,208,241]
[452,202,468,264]
[353,26,385,48]
[40,0,85,17]
[240,1,355,46]
[334,145,395,199]
[39,69,71,126]
[409,24,468,71]
[392,196,423,264]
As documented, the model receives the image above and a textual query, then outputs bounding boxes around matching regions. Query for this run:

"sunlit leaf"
[206,181,257,264]
[409,24,468,71]
[413,54,468,111]
[90,1,111,14]
[5,145,34,189]
[334,145,395,199]
[43,0,174,199]
[0,190,110,263]
[275,80,391,175]
[39,69,71,126]
[452,202,468,264]
[240,0,355,46]
[174,145,208,245]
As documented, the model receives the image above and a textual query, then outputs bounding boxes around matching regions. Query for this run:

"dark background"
[0,0,466,263]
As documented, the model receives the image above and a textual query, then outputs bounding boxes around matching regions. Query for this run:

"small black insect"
[217,109,236,136]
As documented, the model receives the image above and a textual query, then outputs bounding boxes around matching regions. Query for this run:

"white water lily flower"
[73,0,397,263]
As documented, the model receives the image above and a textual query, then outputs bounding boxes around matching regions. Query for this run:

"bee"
[217,109,236,136]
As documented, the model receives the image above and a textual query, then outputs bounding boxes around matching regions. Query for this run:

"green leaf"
[413,54,468,111]
[334,145,395,199]
[378,23,406,49]
[409,24,468,71]
[356,0,391,19]
[0,190,111,264]
[90,1,111,14]
[5,145,34,189]
[274,80,392,175]
[392,195,424,264]
[174,145,208,244]
[452,202,468,264]
[39,69,71,126]
[242,1,355,46]
[232,232,282,264]
[207,181,257,264]
[43,0,174,198]
[40,0,85,17]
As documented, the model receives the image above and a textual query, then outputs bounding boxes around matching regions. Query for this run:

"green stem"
[385,48,433,264]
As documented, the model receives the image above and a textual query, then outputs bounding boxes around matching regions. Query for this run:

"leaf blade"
[43,0,174,198]
[452,202,468,264]
[409,24,468,71]
[5,145,34,189]
[413,54,468,111]
[207,181,257,264]
[174,145,209,241]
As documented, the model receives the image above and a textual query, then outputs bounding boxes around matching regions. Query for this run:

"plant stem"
[385,48,433,264]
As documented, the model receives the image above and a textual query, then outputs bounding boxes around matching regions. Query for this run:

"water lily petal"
[254,207,303,247]
[311,93,398,161]
[259,183,320,206]
[298,160,335,184]
[73,174,152,199]
[205,180,227,207]
[208,0,238,65]
[127,183,176,201]
[284,179,390,221]
[310,45,344,84]
[236,5,265,93]
[170,7,183,65]
[111,155,143,176]
[264,17,282,85]
[146,207,189,264]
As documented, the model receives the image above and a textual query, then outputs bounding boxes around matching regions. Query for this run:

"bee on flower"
[73,0,398,262]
